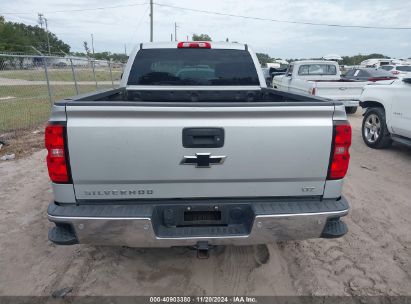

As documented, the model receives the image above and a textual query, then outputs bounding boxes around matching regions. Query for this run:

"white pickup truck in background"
[359,78,411,149]
[272,60,366,114]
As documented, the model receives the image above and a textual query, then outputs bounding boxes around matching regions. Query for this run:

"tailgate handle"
[182,128,224,148]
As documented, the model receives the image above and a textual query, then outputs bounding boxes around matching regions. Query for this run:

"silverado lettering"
[83,190,154,196]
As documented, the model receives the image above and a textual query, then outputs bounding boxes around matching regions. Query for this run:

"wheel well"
[360,100,384,110]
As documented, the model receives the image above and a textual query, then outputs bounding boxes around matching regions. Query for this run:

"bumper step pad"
[49,224,78,245]
[321,219,348,238]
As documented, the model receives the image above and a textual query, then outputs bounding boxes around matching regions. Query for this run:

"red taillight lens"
[369,77,398,82]
[392,70,400,75]
[45,124,69,183]
[177,41,211,49]
[311,87,316,96]
[327,122,351,180]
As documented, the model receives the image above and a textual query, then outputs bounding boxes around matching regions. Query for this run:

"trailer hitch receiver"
[196,241,210,259]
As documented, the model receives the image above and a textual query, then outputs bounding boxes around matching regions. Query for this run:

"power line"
[130,6,150,43]
[1,3,148,15]
[153,2,411,30]
[2,1,410,30]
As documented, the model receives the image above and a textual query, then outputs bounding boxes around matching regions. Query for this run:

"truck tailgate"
[66,104,334,201]
[314,82,364,100]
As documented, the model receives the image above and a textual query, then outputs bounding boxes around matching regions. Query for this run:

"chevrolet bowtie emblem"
[180,153,226,168]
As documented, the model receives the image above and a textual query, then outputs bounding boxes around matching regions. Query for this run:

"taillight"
[369,77,398,82]
[311,87,316,96]
[368,77,383,82]
[327,121,351,180]
[177,41,211,49]
[45,124,70,183]
[391,70,400,75]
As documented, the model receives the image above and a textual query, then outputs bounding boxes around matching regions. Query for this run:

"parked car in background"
[269,67,287,77]
[359,78,411,149]
[272,60,367,114]
[360,58,393,68]
[53,62,68,68]
[262,67,287,87]
[343,68,397,82]
[379,65,411,77]
[261,67,272,86]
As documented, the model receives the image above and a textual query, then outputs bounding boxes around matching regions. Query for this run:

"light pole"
[174,22,179,41]
[44,18,51,55]
[150,0,153,42]
[91,34,95,56]
[38,13,51,55]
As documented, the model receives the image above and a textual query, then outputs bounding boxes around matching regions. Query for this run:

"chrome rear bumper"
[341,100,359,107]
[48,197,349,247]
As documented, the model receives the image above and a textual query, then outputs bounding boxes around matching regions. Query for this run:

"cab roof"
[140,41,247,50]
[291,60,339,65]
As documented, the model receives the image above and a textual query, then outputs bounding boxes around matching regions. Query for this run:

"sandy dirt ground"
[0,111,410,296]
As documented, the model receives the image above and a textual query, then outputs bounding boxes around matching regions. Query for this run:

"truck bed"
[52,88,339,202]
[60,87,333,104]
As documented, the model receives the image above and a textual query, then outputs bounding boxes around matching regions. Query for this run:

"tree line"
[0,19,403,66]
[0,16,70,55]
[0,16,127,62]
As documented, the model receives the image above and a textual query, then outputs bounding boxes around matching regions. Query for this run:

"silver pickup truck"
[46,42,351,256]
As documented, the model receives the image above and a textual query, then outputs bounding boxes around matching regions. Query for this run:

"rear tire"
[345,106,357,114]
[362,107,392,149]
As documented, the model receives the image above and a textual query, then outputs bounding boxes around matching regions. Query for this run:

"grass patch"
[0,85,101,133]
[0,68,122,82]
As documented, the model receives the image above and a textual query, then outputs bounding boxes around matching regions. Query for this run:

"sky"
[1,0,411,59]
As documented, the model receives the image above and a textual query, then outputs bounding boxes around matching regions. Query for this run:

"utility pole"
[38,13,44,28]
[124,44,127,55]
[38,13,51,55]
[171,34,173,41]
[91,34,95,55]
[150,0,153,42]
[174,22,178,41]
[44,18,51,55]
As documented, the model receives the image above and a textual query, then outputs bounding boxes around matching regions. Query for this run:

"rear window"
[298,64,337,75]
[345,69,355,77]
[396,66,411,72]
[367,69,393,77]
[298,64,337,76]
[380,66,394,71]
[357,70,369,77]
[127,49,259,86]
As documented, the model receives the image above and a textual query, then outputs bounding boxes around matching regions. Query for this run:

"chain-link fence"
[0,54,125,138]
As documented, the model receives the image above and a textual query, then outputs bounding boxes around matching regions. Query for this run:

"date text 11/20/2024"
[149,296,257,303]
